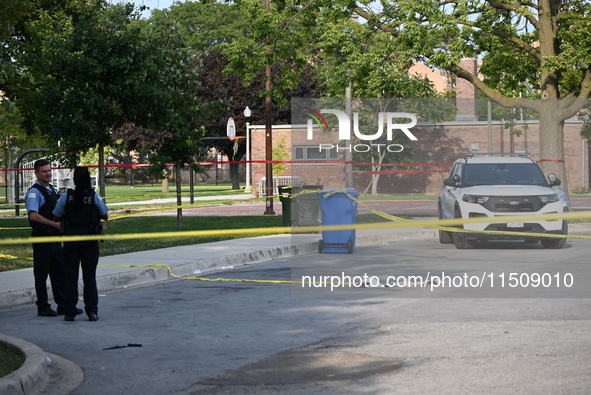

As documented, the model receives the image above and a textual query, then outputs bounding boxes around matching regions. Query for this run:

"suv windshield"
[462,163,547,187]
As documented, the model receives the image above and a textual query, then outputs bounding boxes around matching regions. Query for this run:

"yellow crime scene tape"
[1,209,590,246]
[3,189,591,285]
[100,263,299,285]
[0,253,32,260]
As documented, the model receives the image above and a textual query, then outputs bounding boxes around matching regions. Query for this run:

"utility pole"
[264,0,275,214]
[345,85,353,188]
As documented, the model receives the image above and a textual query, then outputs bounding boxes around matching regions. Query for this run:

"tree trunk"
[371,172,380,195]
[230,162,240,190]
[370,150,386,195]
[126,157,133,186]
[5,139,11,202]
[175,165,183,228]
[538,101,568,193]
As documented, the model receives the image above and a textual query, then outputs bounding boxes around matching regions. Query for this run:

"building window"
[294,145,339,161]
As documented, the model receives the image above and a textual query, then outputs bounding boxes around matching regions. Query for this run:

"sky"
[131,0,177,11]
[112,1,179,18]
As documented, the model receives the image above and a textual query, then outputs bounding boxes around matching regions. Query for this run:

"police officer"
[24,159,69,317]
[53,166,109,322]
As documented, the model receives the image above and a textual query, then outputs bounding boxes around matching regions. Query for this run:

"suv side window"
[452,163,464,181]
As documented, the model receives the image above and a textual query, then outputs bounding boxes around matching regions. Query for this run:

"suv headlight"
[462,194,490,204]
[539,194,560,204]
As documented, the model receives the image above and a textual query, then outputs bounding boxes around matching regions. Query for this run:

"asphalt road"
[1,235,590,394]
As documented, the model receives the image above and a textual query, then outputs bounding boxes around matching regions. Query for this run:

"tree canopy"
[152,1,250,54]
[351,0,591,188]
[1,1,203,199]
[223,0,591,190]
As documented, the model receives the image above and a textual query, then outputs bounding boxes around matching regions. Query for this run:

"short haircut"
[73,166,92,191]
[34,159,51,172]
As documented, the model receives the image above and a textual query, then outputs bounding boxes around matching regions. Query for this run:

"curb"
[92,229,438,292]
[0,334,47,395]
[91,229,438,289]
[95,240,321,291]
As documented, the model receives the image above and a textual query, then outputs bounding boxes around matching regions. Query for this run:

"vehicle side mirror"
[548,173,561,187]
[444,175,460,187]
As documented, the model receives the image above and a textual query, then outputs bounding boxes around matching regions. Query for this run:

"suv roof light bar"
[463,152,530,159]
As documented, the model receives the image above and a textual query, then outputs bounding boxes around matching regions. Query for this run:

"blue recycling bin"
[318,188,359,253]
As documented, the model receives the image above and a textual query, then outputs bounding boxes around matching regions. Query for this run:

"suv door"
[439,162,463,219]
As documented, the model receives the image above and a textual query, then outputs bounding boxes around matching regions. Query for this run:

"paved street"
[1,234,590,394]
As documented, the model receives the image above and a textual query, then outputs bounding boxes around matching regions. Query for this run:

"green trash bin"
[292,185,323,227]
[278,186,292,227]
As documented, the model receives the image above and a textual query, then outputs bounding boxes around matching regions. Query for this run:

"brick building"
[249,118,587,195]
[249,59,588,195]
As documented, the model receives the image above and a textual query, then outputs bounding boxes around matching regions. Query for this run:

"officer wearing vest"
[53,166,109,322]
[24,159,68,317]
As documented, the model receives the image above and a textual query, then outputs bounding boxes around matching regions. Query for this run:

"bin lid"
[319,188,359,197]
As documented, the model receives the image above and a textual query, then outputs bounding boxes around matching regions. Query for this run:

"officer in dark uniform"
[24,159,68,317]
[53,166,109,322]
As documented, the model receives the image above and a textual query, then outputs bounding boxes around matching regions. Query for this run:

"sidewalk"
[111,193,253,206]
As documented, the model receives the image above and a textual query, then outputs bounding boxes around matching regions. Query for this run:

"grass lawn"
[0,182,248,212]
[0,215,282,272]
[0,343,25,378]
[104,182,245,203]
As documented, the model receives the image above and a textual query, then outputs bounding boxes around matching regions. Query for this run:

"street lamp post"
[244,106,251,194]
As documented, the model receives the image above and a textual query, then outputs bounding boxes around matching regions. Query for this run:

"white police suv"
[438,154,569,249]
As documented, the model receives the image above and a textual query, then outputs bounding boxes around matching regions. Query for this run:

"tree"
[158,1,326,190]
[0,98,45,202]
[0,0,26,41]
[307,14,450,194]
[223,0,453,194]
[154,1,249,54]
[3,1,151,196]
[225,0,591,192]
[347,0,591,191]
[221,0,318,105]
[117,11,205,227]
[194,48,259,191]
[4,2,204,225]
[272,136,290,176]
[194,48,325,190]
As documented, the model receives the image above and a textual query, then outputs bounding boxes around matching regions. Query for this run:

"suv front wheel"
[452,207,477,249]
[540,221,568,249]
[438,203,453,244]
